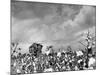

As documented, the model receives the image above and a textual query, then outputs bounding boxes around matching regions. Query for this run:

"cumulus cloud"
[12,18,44,43]
[74,6,96,29]
[11,1,96,49]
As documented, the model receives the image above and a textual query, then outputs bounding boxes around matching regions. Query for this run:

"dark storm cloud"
[11,1,96,48]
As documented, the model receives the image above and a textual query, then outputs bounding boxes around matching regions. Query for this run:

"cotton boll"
[88,57,95,67]
[75,66,79,70]
[77,59,82,63]
[44,68,53,72]
[13,62,17,67]
[57,52,61,57]
[16,69,21,73]
[76,51,83,56]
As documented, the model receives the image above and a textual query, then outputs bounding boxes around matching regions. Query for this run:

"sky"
[11,0,96,51]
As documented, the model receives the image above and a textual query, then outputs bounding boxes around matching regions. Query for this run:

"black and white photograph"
[11,0,96,74]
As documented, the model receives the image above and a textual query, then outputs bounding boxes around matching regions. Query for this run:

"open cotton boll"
[76,51,83,56]
[88,57,95,67]
[16,69,21,73]
[44,68,53,72]
[78,59,82,63]
[57,52,61,57]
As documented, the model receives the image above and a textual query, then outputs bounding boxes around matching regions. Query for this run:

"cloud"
[12,18,44,43]
[11,1,96,49]
[74,6,96,29]
[46,6,96,47]
[11,1,57,19]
